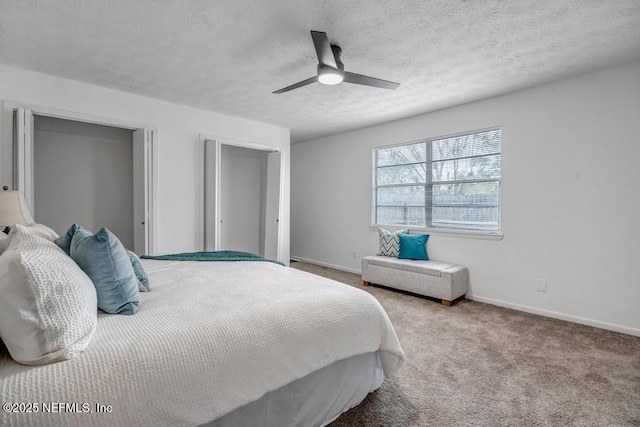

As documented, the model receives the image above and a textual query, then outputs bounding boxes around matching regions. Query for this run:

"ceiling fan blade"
[343,72,400,90]
[273,76,318,94]
[310,30,338,68]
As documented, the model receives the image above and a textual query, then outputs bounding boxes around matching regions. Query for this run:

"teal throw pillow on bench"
[70,227,140,315]
[398,233,429,260]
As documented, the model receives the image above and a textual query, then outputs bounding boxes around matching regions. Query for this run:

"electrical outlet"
[352,250,357,258]
[536,279,547,293]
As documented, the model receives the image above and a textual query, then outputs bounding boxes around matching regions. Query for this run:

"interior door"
[263,151,282,260]
[13,108,35,212]
[133,129,148,254]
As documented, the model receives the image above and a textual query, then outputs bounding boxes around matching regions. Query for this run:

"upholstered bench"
[361,255,469,306]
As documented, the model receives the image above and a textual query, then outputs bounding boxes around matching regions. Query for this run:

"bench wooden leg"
[441,299,452,307]
[363,281,370,287]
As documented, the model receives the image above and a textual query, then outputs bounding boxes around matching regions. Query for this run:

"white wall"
[0,64,290,263]
[220,144,267,254]
[291,61,640,335]
[33,115,134,248]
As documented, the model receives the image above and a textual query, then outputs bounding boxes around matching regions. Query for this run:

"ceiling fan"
[273,31,400,94]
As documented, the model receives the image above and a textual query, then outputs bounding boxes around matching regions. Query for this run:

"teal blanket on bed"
[140,250,284,266]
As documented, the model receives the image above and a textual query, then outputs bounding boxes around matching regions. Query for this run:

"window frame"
[371,126,503,240]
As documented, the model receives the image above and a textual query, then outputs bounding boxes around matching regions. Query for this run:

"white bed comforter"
[0,260,405,426]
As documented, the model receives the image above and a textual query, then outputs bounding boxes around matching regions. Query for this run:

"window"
[373,128,501,232]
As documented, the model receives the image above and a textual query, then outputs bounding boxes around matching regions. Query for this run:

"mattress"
[0,260,404,426]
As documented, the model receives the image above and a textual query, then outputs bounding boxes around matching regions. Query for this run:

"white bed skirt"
[206,351,383,427]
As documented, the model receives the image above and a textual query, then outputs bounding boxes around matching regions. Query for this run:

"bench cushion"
[365,255,455,277]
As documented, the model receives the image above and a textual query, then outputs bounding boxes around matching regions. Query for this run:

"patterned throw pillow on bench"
[377,228,408,257]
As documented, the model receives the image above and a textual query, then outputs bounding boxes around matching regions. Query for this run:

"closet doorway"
[202,137,283,261]
[7,103,158,254]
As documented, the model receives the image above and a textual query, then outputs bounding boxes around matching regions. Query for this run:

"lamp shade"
[0,191,34,227]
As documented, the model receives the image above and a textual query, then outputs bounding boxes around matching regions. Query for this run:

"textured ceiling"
[0,0,639,143]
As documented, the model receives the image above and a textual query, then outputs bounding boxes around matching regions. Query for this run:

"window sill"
[370,224,503,241]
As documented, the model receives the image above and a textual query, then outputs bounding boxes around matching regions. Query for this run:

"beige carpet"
[290,261,640,427]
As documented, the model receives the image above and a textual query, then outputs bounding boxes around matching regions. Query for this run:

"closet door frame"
[199,134,285,262]
[1,101,159,255]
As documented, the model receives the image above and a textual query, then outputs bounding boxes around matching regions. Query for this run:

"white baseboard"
[290,256,640,337]
[468,295,640,337]
[290,256,362,275]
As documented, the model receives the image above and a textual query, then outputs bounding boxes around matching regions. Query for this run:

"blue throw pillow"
[70,227,140,315]
[55,223,88,255]
[127,250,150,292]
[398,234,429,260]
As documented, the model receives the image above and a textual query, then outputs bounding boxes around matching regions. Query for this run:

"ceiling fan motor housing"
[331,45,344,71]
[317,45,345,85]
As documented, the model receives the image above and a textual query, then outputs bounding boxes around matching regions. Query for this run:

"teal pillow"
[70,227,140,315]
[398,234,429,260]
[127,250,150,292]
[55,223,88,255]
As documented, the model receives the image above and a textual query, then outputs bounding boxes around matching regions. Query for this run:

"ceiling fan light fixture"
[317,65,344,85]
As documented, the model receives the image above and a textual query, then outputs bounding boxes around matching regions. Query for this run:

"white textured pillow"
[8,223,59,241]
[0,233,8,254]
[0,224,97,365]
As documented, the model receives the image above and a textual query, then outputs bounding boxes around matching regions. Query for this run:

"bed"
[0,256,405,426]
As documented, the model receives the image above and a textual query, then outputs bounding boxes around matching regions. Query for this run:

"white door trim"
[264,150,284,261]
[13,107,34,211]
[201,137,222,252]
